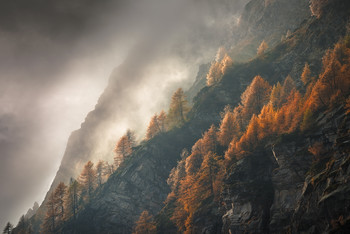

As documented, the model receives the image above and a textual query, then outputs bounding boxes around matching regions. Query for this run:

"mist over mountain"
[0,0,250,228]
[3,0,350,233]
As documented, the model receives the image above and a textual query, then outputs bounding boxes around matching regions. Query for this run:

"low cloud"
[0,0,248,228]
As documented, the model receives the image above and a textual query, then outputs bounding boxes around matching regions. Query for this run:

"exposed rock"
[221,150,275,233]
[221,109,350,234]
[24,202,39,220]
[65,128,203,233]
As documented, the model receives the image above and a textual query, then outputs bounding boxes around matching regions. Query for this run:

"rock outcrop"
[221,106,350,233]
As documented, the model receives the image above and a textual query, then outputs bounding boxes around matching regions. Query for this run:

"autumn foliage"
[168,37,350,232]
[301,63,312,85]
[133,211,157,234]
[79,161,96,200]
[207,48,233,86]
[240,75,272,121]
[34,36,350,234]
[42,182,67,233]
[114,130,136,167]
[306,41,350,110]
[218,107,242,146]
[168,126,223,233]
[167,88,190,127]
[146,111,167,140]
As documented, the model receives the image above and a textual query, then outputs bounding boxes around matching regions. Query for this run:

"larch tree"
[42,192,57,233]
[3,222,13,234]
[224,139,238,162]
[236,114,260,154]
[306,40,350,110]
[241,75,272,122]
[96,160,106,187]
[64,178,80,222]
[206,61,222,86]
[54,182,67,225]
[270,82,283,109]
[301,63,312,85]
[157,110,167,132]
[167,88,190,127]
[218,108,242,146]
[185,125,218,176]
[207,53,233,86]
[185,140,206,175]
[198,152,221,196]
[146,114,160,140]
[79,161,96,199]
[257,40,268,56]
[133,211,157,234]
[275,90,303,133]
[257,103,276,139]
[201,125,219,154]
[114,131,134,167]
[171,151,223,233]
[126,129,136,147]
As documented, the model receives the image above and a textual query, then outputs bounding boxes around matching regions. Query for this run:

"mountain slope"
[62,0,350,233]
[25,0,350,233]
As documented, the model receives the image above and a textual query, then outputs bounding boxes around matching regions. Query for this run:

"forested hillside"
[8,0,350,233]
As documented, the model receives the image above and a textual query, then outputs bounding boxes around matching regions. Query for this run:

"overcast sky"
[0,0,248,228]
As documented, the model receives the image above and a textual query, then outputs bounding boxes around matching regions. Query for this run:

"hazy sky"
[0,0,248,228]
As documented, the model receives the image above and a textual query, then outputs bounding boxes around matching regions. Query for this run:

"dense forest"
[4,0,350,233]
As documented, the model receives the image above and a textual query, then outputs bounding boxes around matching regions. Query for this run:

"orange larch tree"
[79,161,96,200]
[133,211,157,234]
[207,51,233,86]
[146,114,160,140]
[54,182,67,225]
[114,130,135,167]
[235,114,260,155]
[306,40,350,110]
[218,105,243,146]
[241,75,272,122]
[157,110,167,132]
[42,192,57,233]
[167,88,190,127]
[301,63,312,86]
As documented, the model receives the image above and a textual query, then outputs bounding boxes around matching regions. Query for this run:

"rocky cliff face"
[291,108,350,233]
[229,0,310,62]
[193,0,349,120]
[221,106,350,233]
[65,126,204,234]
[188,0,310,96]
